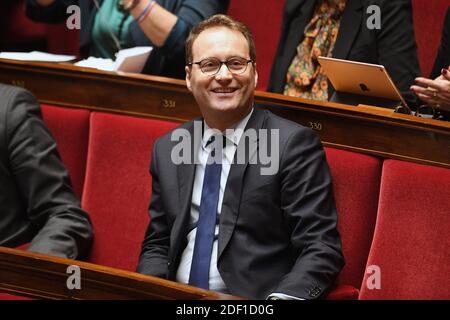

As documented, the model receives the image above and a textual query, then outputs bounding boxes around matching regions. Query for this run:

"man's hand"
[411,67,450,112]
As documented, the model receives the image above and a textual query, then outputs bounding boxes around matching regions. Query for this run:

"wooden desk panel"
[1,59,449,168]
[0,247,240,300]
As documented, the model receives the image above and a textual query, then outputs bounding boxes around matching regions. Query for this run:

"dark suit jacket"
[137,108,344,299]
[431,7,450,79]
[0,84,92,259]
[268,0,420,105]
[25,0,229,79]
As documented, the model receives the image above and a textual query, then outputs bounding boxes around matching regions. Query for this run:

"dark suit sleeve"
[431,7,450,78]
[130,0,229,78]
[376,0,420,102]
[136,138,170,278]
[6,88,92,259]
[274,128,344,298]
[25,0,75,23]
[131,0,229,56]
[161,0,229,56]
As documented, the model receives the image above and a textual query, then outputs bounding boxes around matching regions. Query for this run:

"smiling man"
[137,14,344,300]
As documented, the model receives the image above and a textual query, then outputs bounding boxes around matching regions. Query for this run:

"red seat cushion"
[82,112,177,271]
[325,148,382,291]
[359,160,450,299]
[41,105,90,198]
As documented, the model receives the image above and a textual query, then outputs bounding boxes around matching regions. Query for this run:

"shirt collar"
[202,108,254,150]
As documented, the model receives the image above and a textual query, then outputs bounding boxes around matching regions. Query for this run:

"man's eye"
[201,61,218,68]
[229,59,244,66]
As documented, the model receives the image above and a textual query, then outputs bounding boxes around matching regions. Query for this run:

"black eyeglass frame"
[187,57,254,76]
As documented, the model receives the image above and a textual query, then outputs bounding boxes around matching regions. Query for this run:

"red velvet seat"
[41,105,90,198]
[359,160,450,299]
[227,0,284,90]
[412,0,450,76]
[81,112,177,271]
[324,148,382,299]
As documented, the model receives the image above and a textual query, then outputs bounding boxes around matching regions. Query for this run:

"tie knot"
[206,134,220,146]
[206,134,226,164]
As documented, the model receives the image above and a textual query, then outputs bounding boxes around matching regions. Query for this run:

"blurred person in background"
[411,7,450,121]
[268,0,420,106]
[26,0,229,79]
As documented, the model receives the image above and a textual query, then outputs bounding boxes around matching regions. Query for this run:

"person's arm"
[410,7,450,115]
[136,138,171,278]
[129,1,178,47]
[127,0,229,55]
[411,67,450,112]
[25,0,73,23]
[273,128,344,299]
[7,88,93,259]
[376,0,421,103]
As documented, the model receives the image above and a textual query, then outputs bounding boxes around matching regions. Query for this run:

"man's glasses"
[188,57,253,76]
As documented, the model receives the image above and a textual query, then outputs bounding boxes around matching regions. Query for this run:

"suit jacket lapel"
[217,109,266,260]
[170,121,200,267]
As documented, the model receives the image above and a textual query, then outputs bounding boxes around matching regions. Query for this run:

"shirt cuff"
[267,293,305,300]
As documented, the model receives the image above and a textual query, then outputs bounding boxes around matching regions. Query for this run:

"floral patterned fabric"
[284,0,346,100]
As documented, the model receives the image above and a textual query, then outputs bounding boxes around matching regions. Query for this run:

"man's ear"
[185,66,192,92]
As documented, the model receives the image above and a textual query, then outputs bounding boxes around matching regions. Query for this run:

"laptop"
[317,56,410,112]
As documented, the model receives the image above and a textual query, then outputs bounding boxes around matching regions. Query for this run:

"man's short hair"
[185,14,256,65]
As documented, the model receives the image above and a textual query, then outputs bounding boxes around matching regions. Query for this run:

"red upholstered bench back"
[324,148,381,291]
[82,112,178,271]
[40,105,90,198]
[227,0,284,90]
[6,0,48,41]
[359,160,450,299]
[412,0,450,76]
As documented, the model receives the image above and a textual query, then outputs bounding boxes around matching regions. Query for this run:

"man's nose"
[215,63,233,80]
